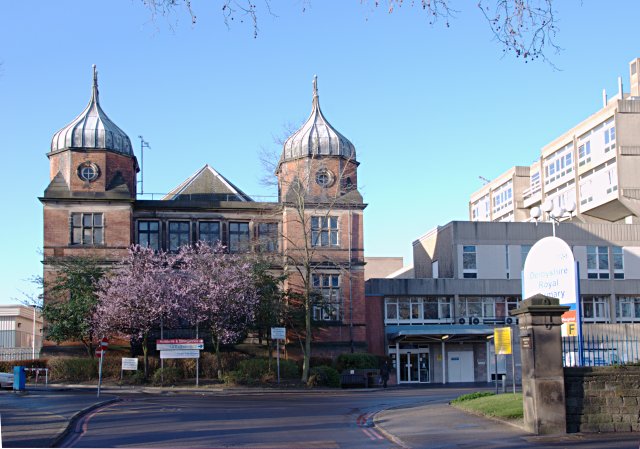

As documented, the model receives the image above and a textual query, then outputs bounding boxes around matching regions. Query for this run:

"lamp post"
[32,305,37,359]
[530,199,576,236]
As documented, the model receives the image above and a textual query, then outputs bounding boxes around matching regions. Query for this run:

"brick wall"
[43,204,133,248]
[48,150,136,196]
[364,294,385,356]
[565,366,640,433]
[277,157,358,200]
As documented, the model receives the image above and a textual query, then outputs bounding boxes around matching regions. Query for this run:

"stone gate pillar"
[511,294,569,435]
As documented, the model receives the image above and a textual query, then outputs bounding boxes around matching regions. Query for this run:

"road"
[54,387,519,448]
[2,385,632,449]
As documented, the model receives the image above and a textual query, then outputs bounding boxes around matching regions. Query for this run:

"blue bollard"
[13,366,26,391]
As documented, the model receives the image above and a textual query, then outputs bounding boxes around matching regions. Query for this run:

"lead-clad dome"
[281,76,356,162]
[50,65,133,155]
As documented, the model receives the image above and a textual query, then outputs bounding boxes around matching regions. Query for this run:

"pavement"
[2,384,640,448]
[374,401,640,449]
[0,388,117,448]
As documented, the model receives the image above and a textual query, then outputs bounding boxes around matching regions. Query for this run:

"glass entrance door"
[418,353,429,382]
[398,350,429,383]
[400,352,417,382]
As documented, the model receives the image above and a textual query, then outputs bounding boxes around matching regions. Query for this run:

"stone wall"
[565,366,640,433]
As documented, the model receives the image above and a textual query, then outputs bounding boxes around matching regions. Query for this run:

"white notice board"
[121,358,139,370]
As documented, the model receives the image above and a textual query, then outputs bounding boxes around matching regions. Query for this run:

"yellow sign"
[494,327,512,355]
[561,322,577,337]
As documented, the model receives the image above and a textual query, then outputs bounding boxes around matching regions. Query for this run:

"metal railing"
[136,192,278,202]
[0,348,42,362]
[562,323,640,367]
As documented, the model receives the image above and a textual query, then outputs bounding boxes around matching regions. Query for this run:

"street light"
[32,305,37,359]
[530,198,576,237]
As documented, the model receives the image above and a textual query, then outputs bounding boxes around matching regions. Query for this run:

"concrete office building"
[365,221,640,384]
[0,305,43,360]
[365,57,640,385]
[470,57,640,225]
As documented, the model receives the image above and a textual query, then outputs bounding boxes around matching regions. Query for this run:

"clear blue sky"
[2,1,640,304]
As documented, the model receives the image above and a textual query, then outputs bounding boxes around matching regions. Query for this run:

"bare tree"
[138,0,560,63]
[478,0,559,64]
[274,151,364,382]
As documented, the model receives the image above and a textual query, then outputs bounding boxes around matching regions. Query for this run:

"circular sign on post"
[100,337,109,348]
[95,348,104,358]
[522,236,577,305]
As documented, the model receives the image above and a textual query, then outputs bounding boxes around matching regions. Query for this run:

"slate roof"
[163,165,253,202]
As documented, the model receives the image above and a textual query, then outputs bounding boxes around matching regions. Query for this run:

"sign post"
[522,236,583,365]
[494,327,512,394]
[97,337,109,398]
[511,332,516,394]
[121,358,138,383]
[271,327,286,385]
[156,339,203,387]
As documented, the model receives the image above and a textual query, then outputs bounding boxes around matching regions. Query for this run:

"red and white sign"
[562,310,576,323]
[157,339,203,345]
[100,337,109,348]
[95,348,105,358]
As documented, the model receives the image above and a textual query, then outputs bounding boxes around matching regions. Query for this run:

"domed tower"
[276,77,367,356]
[276,76,360,203]
[47,65,138,198]
[41,66,138,262]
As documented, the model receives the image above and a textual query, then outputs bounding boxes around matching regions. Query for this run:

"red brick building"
[40,68,367,355]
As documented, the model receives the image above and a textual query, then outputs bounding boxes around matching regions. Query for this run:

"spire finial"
[313,75,318,98]
[91,64,99,103]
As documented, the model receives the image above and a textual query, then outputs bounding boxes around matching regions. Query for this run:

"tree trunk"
[84,340,94,359]
[213,334,222,379]
[142,334,149,378]
[302,266,312,383]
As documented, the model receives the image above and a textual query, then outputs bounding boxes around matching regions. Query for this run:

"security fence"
[0,330,43,361]
[0,348,41,361]
[562,323,640,367]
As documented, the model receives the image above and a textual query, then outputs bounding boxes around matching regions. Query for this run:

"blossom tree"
[175,242,259,372]
[94,245,181,377]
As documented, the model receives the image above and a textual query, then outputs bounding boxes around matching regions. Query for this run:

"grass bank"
[450,392,523,420]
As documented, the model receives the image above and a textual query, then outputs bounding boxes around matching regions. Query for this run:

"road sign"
[95,348,104,358]
[157,339,203,344]
[157,343,204,350]
[271,327,286,340]
[100,337,109,348]
[160,350,200,359]
[157,339,204,350]
[121,358,138,371]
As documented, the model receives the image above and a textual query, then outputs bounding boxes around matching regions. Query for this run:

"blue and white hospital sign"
[522,236,577,306]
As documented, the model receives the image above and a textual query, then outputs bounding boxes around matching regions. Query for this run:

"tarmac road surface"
[3,386,640,448]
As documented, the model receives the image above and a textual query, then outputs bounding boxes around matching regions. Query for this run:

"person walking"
[380,360,390,388]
